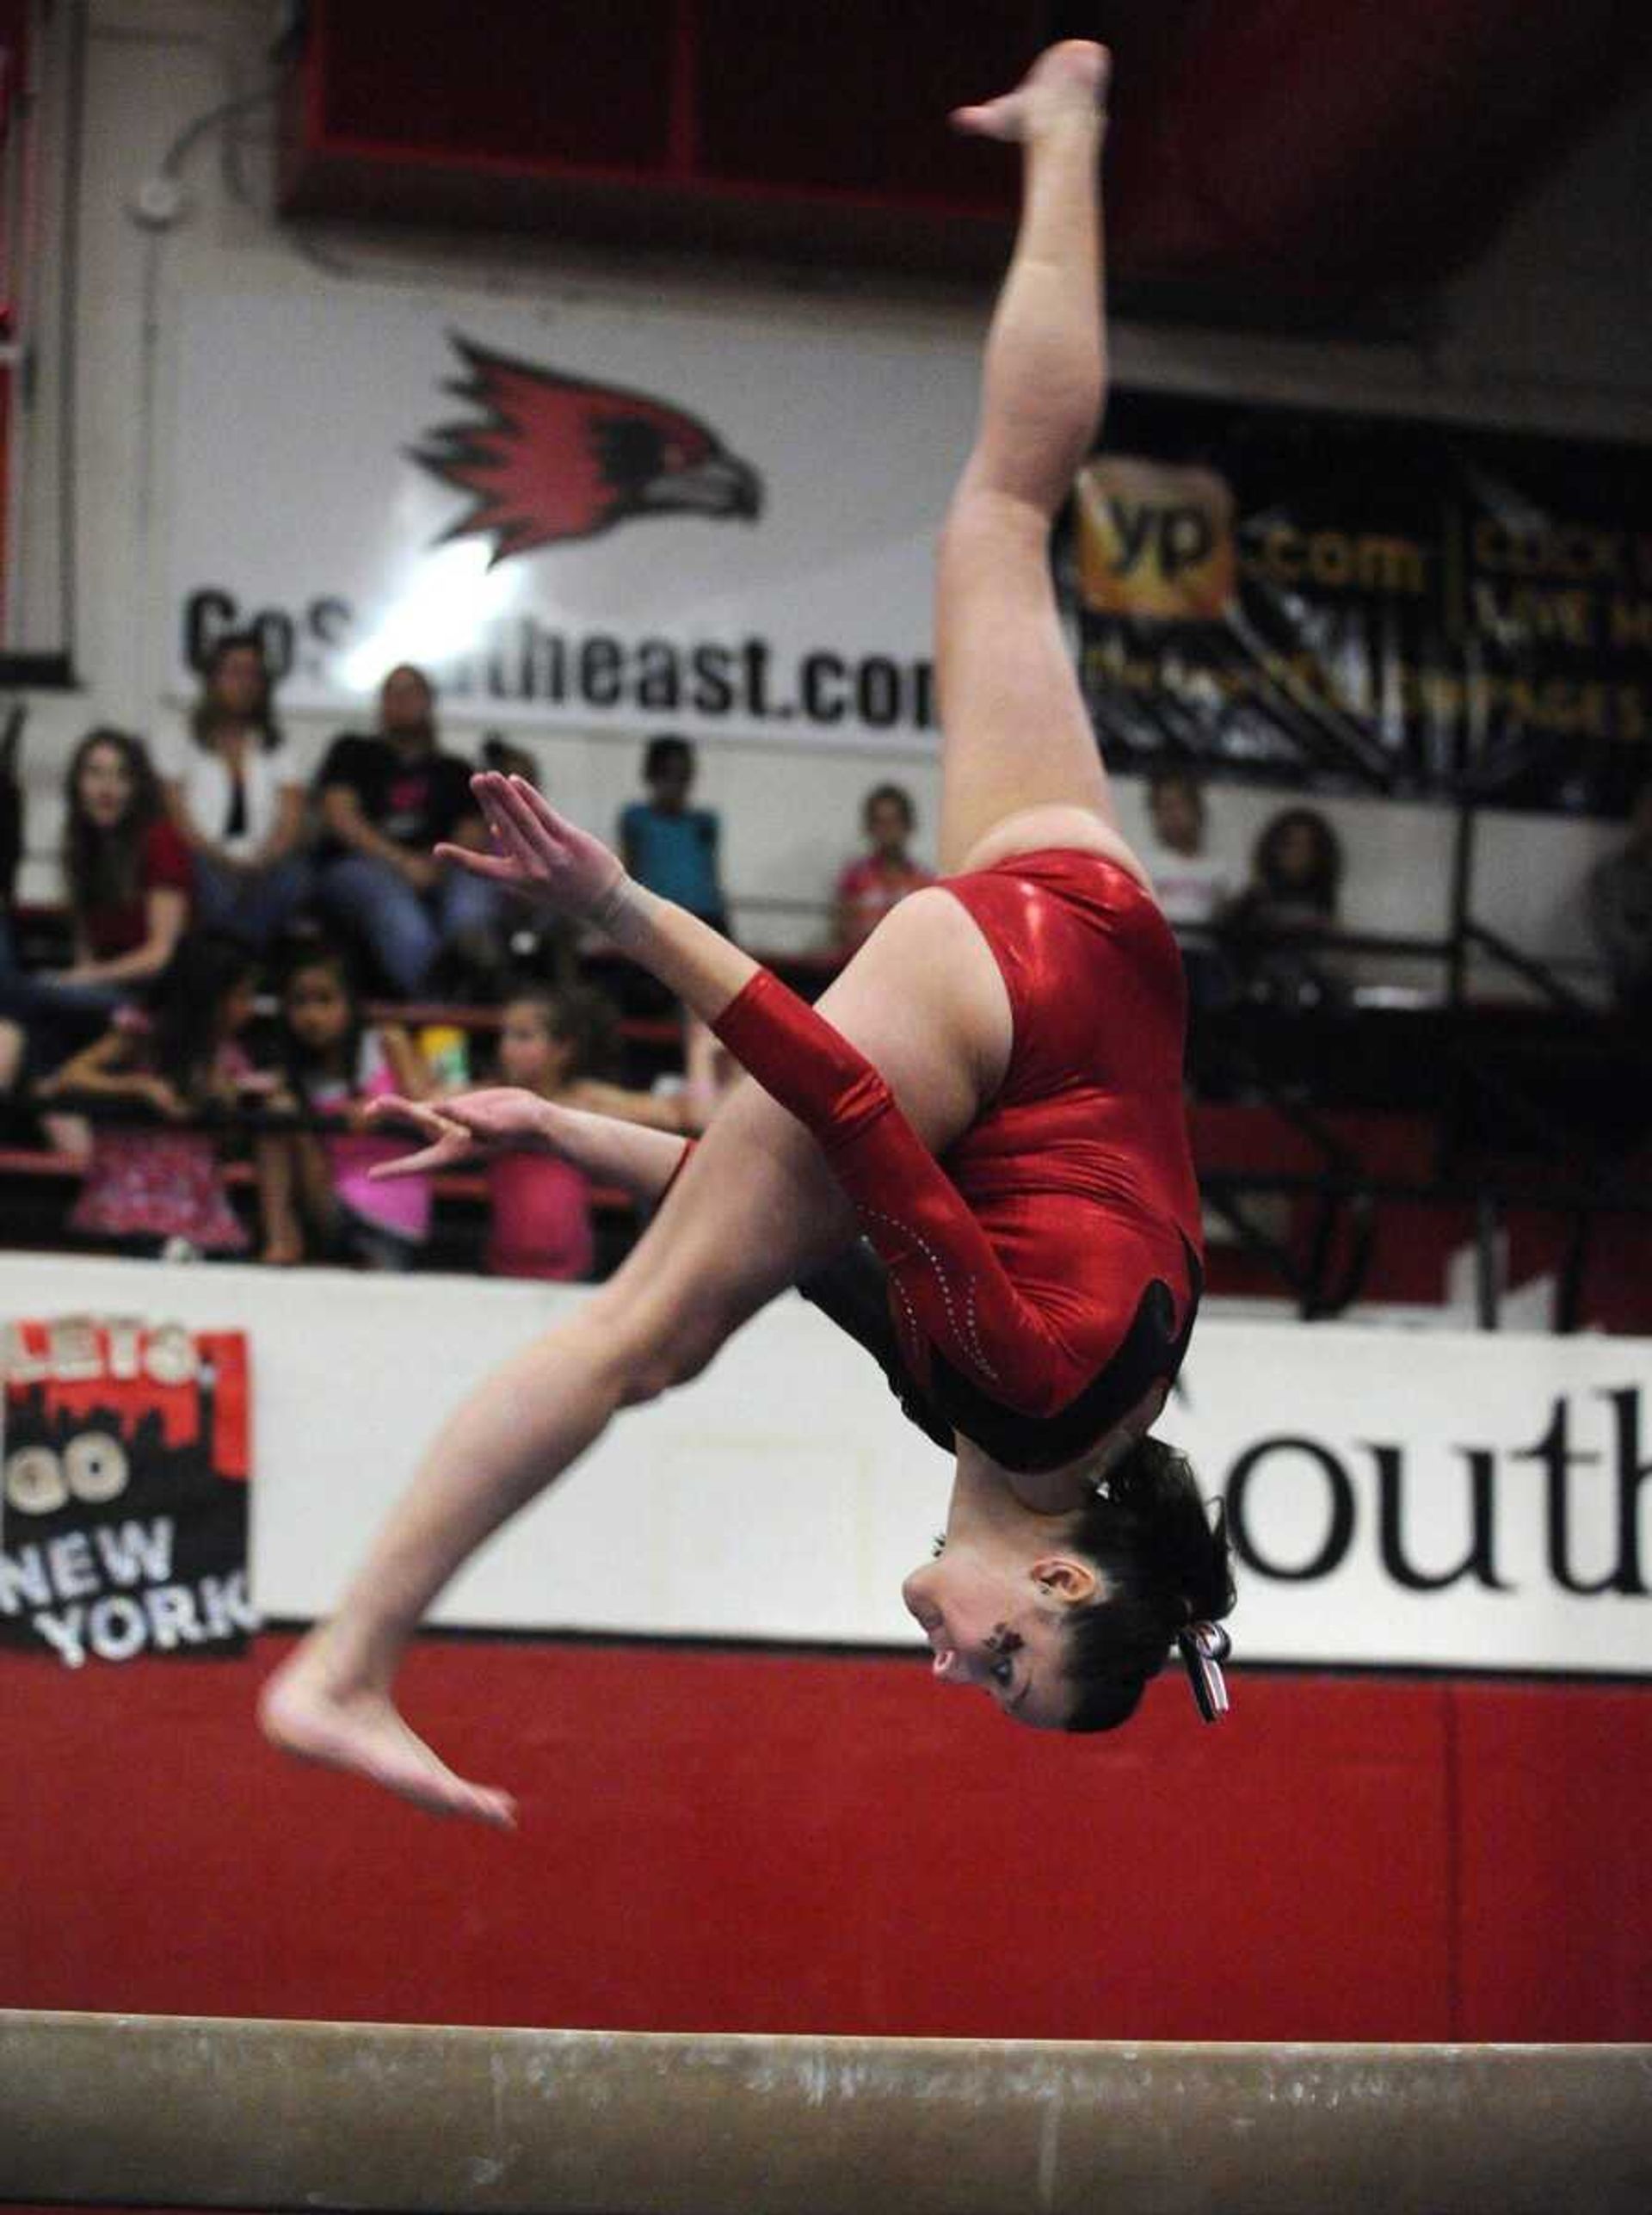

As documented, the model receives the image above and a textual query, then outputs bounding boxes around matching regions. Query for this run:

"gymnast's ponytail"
[1059,1436,1235,1734]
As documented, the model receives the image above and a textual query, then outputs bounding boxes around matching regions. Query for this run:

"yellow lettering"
[1249,527,1426,595]
[1473,522,1624,583]
[1261,525,1304,584]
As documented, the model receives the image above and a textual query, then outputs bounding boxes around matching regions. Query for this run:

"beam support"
[1,2010,1649,2215]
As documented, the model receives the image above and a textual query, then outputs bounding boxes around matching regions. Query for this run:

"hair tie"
[1176,1620,1231,1724]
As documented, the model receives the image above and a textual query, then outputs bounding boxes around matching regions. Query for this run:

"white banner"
[3,1258,1649,1680]
[1169,1323,1652,1677]
[166,287,982,749]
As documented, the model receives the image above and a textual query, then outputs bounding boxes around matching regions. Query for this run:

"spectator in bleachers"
[157,632,311,950]
[254,942,435,1269]
[619,735,728,935]
[478,734,576,985]
[1587,777,1652,1021]
[1220,805,1346,1010]
[1140,765,1236,1015]
[0,728,191,1101]
[1142,766,1234,928]
[833,782,934,955]
[33,932,262,1257]
[312,663,508,997]
[484,982,692,1280]
[479,731,541,783]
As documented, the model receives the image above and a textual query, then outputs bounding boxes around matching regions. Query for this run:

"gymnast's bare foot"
[259,1632,518,1830]
[951,40,1110,143]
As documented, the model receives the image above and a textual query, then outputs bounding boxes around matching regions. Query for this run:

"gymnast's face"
[901,1546,1097,1731]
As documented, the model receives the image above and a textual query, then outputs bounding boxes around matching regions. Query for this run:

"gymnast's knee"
[939,479,1054,565]
[599,1304,729,1407]
[936,489,1076,620]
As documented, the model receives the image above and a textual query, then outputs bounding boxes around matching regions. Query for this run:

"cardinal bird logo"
[410,335,764,564]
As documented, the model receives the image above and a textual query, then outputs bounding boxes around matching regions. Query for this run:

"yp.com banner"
[1067,388,1652,817]
[0,1317,256,1667]
[168,287,977,750]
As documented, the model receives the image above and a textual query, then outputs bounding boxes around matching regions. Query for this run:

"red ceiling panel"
[279,1,1652,301]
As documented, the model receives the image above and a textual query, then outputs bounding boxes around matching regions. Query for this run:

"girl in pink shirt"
[484,984,689,1280]
[833,783,934,955]
[256,946,434,1269]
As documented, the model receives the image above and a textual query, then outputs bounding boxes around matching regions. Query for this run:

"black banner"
[1063,389,1652,816]
[0,1319,256,1665]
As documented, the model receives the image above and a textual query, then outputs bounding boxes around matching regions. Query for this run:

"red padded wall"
[3,1638,1648,2039]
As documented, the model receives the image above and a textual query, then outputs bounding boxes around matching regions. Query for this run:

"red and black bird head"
[410,335,763,565]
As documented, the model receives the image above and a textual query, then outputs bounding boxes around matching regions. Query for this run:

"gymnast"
[262,41,1235,1825]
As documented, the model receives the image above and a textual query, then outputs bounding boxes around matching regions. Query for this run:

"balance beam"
[1,2011,1648,2214]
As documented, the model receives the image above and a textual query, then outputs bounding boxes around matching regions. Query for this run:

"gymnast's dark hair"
[1059,1435,1235,1734]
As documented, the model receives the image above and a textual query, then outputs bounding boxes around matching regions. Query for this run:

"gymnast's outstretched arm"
[366,1086,690,1200]
[454,774,1075,1411]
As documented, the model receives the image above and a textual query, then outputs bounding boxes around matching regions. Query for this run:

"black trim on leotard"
[798,1239,955,1457]
[798,1234,1202,1473]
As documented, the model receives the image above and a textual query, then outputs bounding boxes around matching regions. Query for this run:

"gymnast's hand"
[437,771,625,921]
[364,1088,561,1178]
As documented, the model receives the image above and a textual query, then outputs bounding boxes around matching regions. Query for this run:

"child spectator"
[0,729,191,1098]
[255,943,435,1270]
[833,783,933,954]
[485,983,690,1280]
[618,735,728,933]
[34,933,261,1257]
[479,735,576,984]
[157,632,311,949]
[1142,766,1234,928]
[312,663,507,996]
[1141,765,1236,1013]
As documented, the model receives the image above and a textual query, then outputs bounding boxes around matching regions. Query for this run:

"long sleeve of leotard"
[714,968,1080,1416]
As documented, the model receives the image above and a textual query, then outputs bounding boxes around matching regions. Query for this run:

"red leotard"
[713,848,1202,1443]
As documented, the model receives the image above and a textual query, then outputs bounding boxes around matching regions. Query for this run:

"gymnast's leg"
[937,40,1147,884]
[259,890,998,1824]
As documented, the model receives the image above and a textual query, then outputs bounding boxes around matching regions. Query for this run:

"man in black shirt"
[313,664,509,995]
